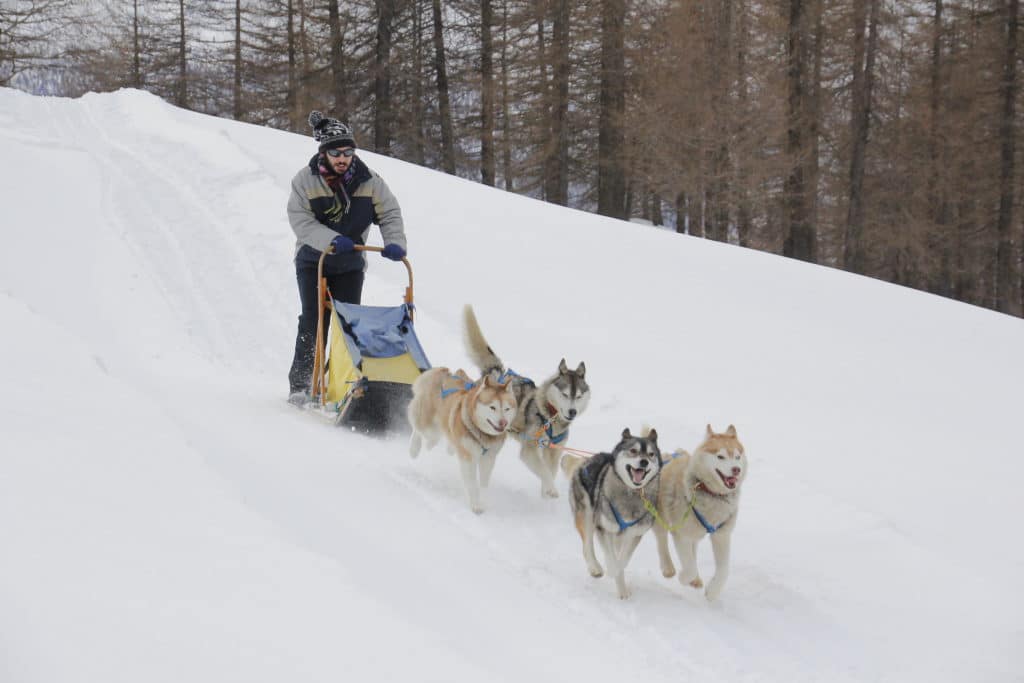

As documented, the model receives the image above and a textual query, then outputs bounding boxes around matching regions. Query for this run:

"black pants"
[288,266,365,393]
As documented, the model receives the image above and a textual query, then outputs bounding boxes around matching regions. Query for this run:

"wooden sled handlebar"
[318,244,414,305]
[349,245,414,302]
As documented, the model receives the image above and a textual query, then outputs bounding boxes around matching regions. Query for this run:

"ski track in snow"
[76,95,274,366]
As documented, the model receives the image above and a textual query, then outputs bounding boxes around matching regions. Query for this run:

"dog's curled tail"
[560,452,587,479]
[462,304,505,377]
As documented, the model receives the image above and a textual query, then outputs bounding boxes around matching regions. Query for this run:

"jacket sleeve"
[287,173,338,252]
[371,176,407,251]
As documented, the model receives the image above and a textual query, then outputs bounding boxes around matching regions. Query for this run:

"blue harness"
[441,368,527,399]
[438,375,495,457]
[608,502,646,532]
[487,369,567,447]
[496,368,532,386]
[580,458,647,532]
[690,504,727,534]
[539,422,568,447]
[440,375,476,399]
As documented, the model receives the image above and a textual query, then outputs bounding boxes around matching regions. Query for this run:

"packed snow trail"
[1,87,1021,682]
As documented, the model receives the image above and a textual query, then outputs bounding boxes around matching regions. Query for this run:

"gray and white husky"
[561,428,662,599]
[462,304,591,498]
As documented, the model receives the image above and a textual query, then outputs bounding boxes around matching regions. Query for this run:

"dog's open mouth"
[716,469,739,489]
[487,419,506,433]
[626,465,648,486]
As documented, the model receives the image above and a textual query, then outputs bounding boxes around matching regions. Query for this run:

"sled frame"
[311,245,415,408]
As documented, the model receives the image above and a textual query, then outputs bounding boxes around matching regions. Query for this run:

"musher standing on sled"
[286,111,408,407]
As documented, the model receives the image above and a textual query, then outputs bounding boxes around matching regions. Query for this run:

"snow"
[1,87,1022,682]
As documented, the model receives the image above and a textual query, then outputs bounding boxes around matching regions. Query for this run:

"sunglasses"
[326,148,355,158]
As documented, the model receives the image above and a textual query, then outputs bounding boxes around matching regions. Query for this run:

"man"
[286,111,408,406]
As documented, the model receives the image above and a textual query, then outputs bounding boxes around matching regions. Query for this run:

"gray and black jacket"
[287,154,406,274]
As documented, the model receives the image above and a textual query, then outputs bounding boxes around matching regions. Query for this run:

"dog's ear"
[706,424,715,438]
[483,374,498,388]
[621,427,632,440]
[575,361,586,378]
[725,424,737,437]
[558,358,568,374]
[646,428,658,444]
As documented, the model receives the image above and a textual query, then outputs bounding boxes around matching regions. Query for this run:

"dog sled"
[309,245,431,434]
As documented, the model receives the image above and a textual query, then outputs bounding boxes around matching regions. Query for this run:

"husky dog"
[652,424,747,602]
[561,428,662,599]
[407,367,518,514]
[462,304,590,498]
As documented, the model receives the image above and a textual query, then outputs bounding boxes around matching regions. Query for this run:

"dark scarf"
[318,154,358,193]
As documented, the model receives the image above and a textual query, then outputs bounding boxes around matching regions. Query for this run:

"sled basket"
[311,247,430,434]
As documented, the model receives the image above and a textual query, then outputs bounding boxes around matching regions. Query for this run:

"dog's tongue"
[724,476,738,488]
[631,467,647,485]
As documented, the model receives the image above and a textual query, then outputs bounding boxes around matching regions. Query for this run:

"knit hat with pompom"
[308,111,356,152]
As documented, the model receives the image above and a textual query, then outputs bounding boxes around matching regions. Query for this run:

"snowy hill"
[1,87,1022,683]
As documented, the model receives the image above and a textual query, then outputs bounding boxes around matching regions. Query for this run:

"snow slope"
[1,87,1022,682]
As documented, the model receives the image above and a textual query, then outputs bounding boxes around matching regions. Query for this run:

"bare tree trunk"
[955,198,974,301]
[928,0,951,295]
[234,0,243,121]
[547,0,570,205]
[285,0,298,128]
[651,191,663,225]
[736,0,753,247]
[886,20,914,287]
[176,0,187,108]
[597,0,626,218]
[432,0,456,173]
[706,0,733,242]
[132,0,141,88]
[783,0,815,261]
[480,0,496,185]
[327,0,347,120]
[843,0,879,273]
[298,0,311,118]
[410,0,426,165]
[808,0,823,246]
[500,0,513,191]
[675,192,688,234]
[536,3,552,201]
[374,0,395,155]
[996,0,1018,313]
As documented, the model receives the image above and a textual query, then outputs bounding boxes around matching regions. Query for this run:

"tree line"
[3,0,1021,317]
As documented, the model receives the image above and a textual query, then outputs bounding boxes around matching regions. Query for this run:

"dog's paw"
[617,587,632,600]
[542,487,560,498]
[705,578,724,601]
[687,577,704,589]
[588,565,604,578]
[471,505,485,515]
[661,566,676,579]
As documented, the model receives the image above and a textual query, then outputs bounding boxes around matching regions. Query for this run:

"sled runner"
[310,245,430,433]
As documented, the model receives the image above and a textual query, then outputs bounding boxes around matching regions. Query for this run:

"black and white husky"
[561,428,662,599]
[462,304,591,498]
